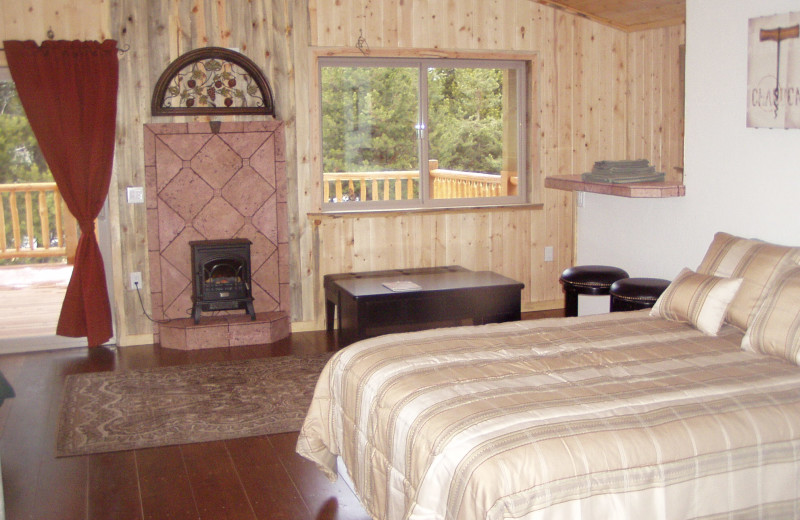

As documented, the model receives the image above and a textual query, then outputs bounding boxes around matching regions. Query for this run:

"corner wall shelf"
[544,175,685,198]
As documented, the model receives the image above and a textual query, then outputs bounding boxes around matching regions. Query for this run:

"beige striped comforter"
[296,311,800,519]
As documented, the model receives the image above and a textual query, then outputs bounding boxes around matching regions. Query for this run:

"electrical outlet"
[130,271,143,290]
[544,246,554,262]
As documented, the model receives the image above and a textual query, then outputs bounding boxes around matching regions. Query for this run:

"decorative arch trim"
[151,47,275,116]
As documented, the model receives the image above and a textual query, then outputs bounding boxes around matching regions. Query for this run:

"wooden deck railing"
[324,160,518,203]
[0,182,79,263]
[323,170,419,202]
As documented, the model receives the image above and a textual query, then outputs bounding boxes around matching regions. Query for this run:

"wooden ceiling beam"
[531,0,685,32]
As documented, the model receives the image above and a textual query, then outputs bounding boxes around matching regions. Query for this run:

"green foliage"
[0,81,49,184]
[320,63,508,199]
[428,68,503,174]
[0,81,60,265]
[322,66,419,174]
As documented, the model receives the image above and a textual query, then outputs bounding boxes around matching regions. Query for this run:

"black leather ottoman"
[609,277,671,312]
[559,265,629,317]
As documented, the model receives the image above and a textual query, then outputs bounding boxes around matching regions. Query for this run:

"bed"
[297,232,800,519]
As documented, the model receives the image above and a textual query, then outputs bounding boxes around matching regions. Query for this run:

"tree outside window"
[0,77,66,265]
[320,57,527,210]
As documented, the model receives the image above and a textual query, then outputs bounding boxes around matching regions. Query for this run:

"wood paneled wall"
[628,27,685,184]
[0,0,684,344]
[0,0,109,66]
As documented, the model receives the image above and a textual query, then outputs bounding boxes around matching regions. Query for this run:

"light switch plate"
[127,186,145,204]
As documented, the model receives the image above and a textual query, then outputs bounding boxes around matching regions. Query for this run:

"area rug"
[56,354,331,457]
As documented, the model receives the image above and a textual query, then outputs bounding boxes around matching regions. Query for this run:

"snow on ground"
[0,264,73,289]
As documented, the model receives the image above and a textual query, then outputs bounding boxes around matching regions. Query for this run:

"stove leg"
[192,304,202,324]
[246,300,256,320]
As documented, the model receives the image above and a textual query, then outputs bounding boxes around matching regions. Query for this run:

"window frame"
[318,55,530,212]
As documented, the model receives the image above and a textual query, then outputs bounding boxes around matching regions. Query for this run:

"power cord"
[133,281,188,328]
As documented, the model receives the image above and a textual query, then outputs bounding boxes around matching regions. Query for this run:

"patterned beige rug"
[56,354,331,457]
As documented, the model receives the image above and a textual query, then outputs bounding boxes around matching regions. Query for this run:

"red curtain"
[4,40,118,347]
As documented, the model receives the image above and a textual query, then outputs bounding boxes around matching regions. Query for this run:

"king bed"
[297,233,800,519]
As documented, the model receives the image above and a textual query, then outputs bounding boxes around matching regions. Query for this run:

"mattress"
[297,311,800,519]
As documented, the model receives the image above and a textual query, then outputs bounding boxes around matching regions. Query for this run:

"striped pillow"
[650,268,743,336]
[696,232,800,331]
[742,267,800,365]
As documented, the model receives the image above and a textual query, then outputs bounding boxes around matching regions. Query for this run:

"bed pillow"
[650,268,743,336]
[696,232,800,331]
[741,267,800,365]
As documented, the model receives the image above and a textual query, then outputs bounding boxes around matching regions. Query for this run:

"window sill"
[308,203,544,222]
[544,175,685,198]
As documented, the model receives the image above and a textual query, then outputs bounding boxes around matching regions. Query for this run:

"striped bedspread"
[296,311,800,519]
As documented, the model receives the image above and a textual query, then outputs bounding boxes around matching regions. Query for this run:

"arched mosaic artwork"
[151,47,275,116]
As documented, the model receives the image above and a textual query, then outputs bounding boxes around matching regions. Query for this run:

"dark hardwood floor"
[0,309,562,520]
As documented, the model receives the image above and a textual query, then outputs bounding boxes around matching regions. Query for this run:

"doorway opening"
[0,68,92,352]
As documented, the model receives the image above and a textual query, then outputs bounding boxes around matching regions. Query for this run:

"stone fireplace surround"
[144,121,290,349]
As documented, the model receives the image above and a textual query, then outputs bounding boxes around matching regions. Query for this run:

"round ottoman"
[559,265,629,317]
[609,277,671,312]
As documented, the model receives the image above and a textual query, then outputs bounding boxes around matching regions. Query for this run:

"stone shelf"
[545,175,685,198]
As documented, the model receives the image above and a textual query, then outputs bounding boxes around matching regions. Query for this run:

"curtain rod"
[0,43,130,55]
[0,28,130,55]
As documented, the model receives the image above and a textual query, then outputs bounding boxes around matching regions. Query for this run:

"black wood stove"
[190,238,255,324]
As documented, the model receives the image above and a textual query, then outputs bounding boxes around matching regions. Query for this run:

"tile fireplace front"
[144,121,290,349]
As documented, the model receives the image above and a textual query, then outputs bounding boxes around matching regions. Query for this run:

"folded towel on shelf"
[592,159,651,171]
[582,171,666,183]
[581,159,665,184]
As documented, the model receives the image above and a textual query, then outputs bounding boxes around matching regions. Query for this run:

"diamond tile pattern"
[144,122,290,344]
[193,198,245,239]
[222,166,274,217]
[191,135,242,189]
[160,168,214,221]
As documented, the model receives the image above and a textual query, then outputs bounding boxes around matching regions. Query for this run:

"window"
[320,57,528,210]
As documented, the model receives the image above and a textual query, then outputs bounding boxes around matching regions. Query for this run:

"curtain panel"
[4,40,119,347]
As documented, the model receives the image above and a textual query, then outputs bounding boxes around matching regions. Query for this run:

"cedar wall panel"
[627,25,685,184]
[0,0,110,66]
[0,0,684,342]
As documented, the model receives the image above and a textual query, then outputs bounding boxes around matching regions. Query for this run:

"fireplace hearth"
[190,238,255,324]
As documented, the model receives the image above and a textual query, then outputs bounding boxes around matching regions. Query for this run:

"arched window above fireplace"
[151,47,275,116]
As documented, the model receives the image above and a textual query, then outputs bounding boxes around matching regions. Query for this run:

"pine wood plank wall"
[0,0,110,67]
[0,0,684,343]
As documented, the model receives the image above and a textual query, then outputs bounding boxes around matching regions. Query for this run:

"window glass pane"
[427,66,518,199]
[321,66,420,204]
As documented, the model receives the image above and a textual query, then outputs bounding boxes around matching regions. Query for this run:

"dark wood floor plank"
[29,455,89,520]
[226,435,312,520]
[180,440,257,520]
[136,446,199,520]
[0,311,561,519]
[35,350,99,520]
[88,450,143,520]
[0,351,87,520]
[270,432,372,520]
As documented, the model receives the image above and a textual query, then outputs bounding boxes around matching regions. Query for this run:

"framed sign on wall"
[747,11,800,129]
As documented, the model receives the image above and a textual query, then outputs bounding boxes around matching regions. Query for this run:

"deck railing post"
[63,200,79,265]
[0,182,80,262]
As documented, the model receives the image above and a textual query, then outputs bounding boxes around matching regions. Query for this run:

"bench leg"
[325,298,335,331]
